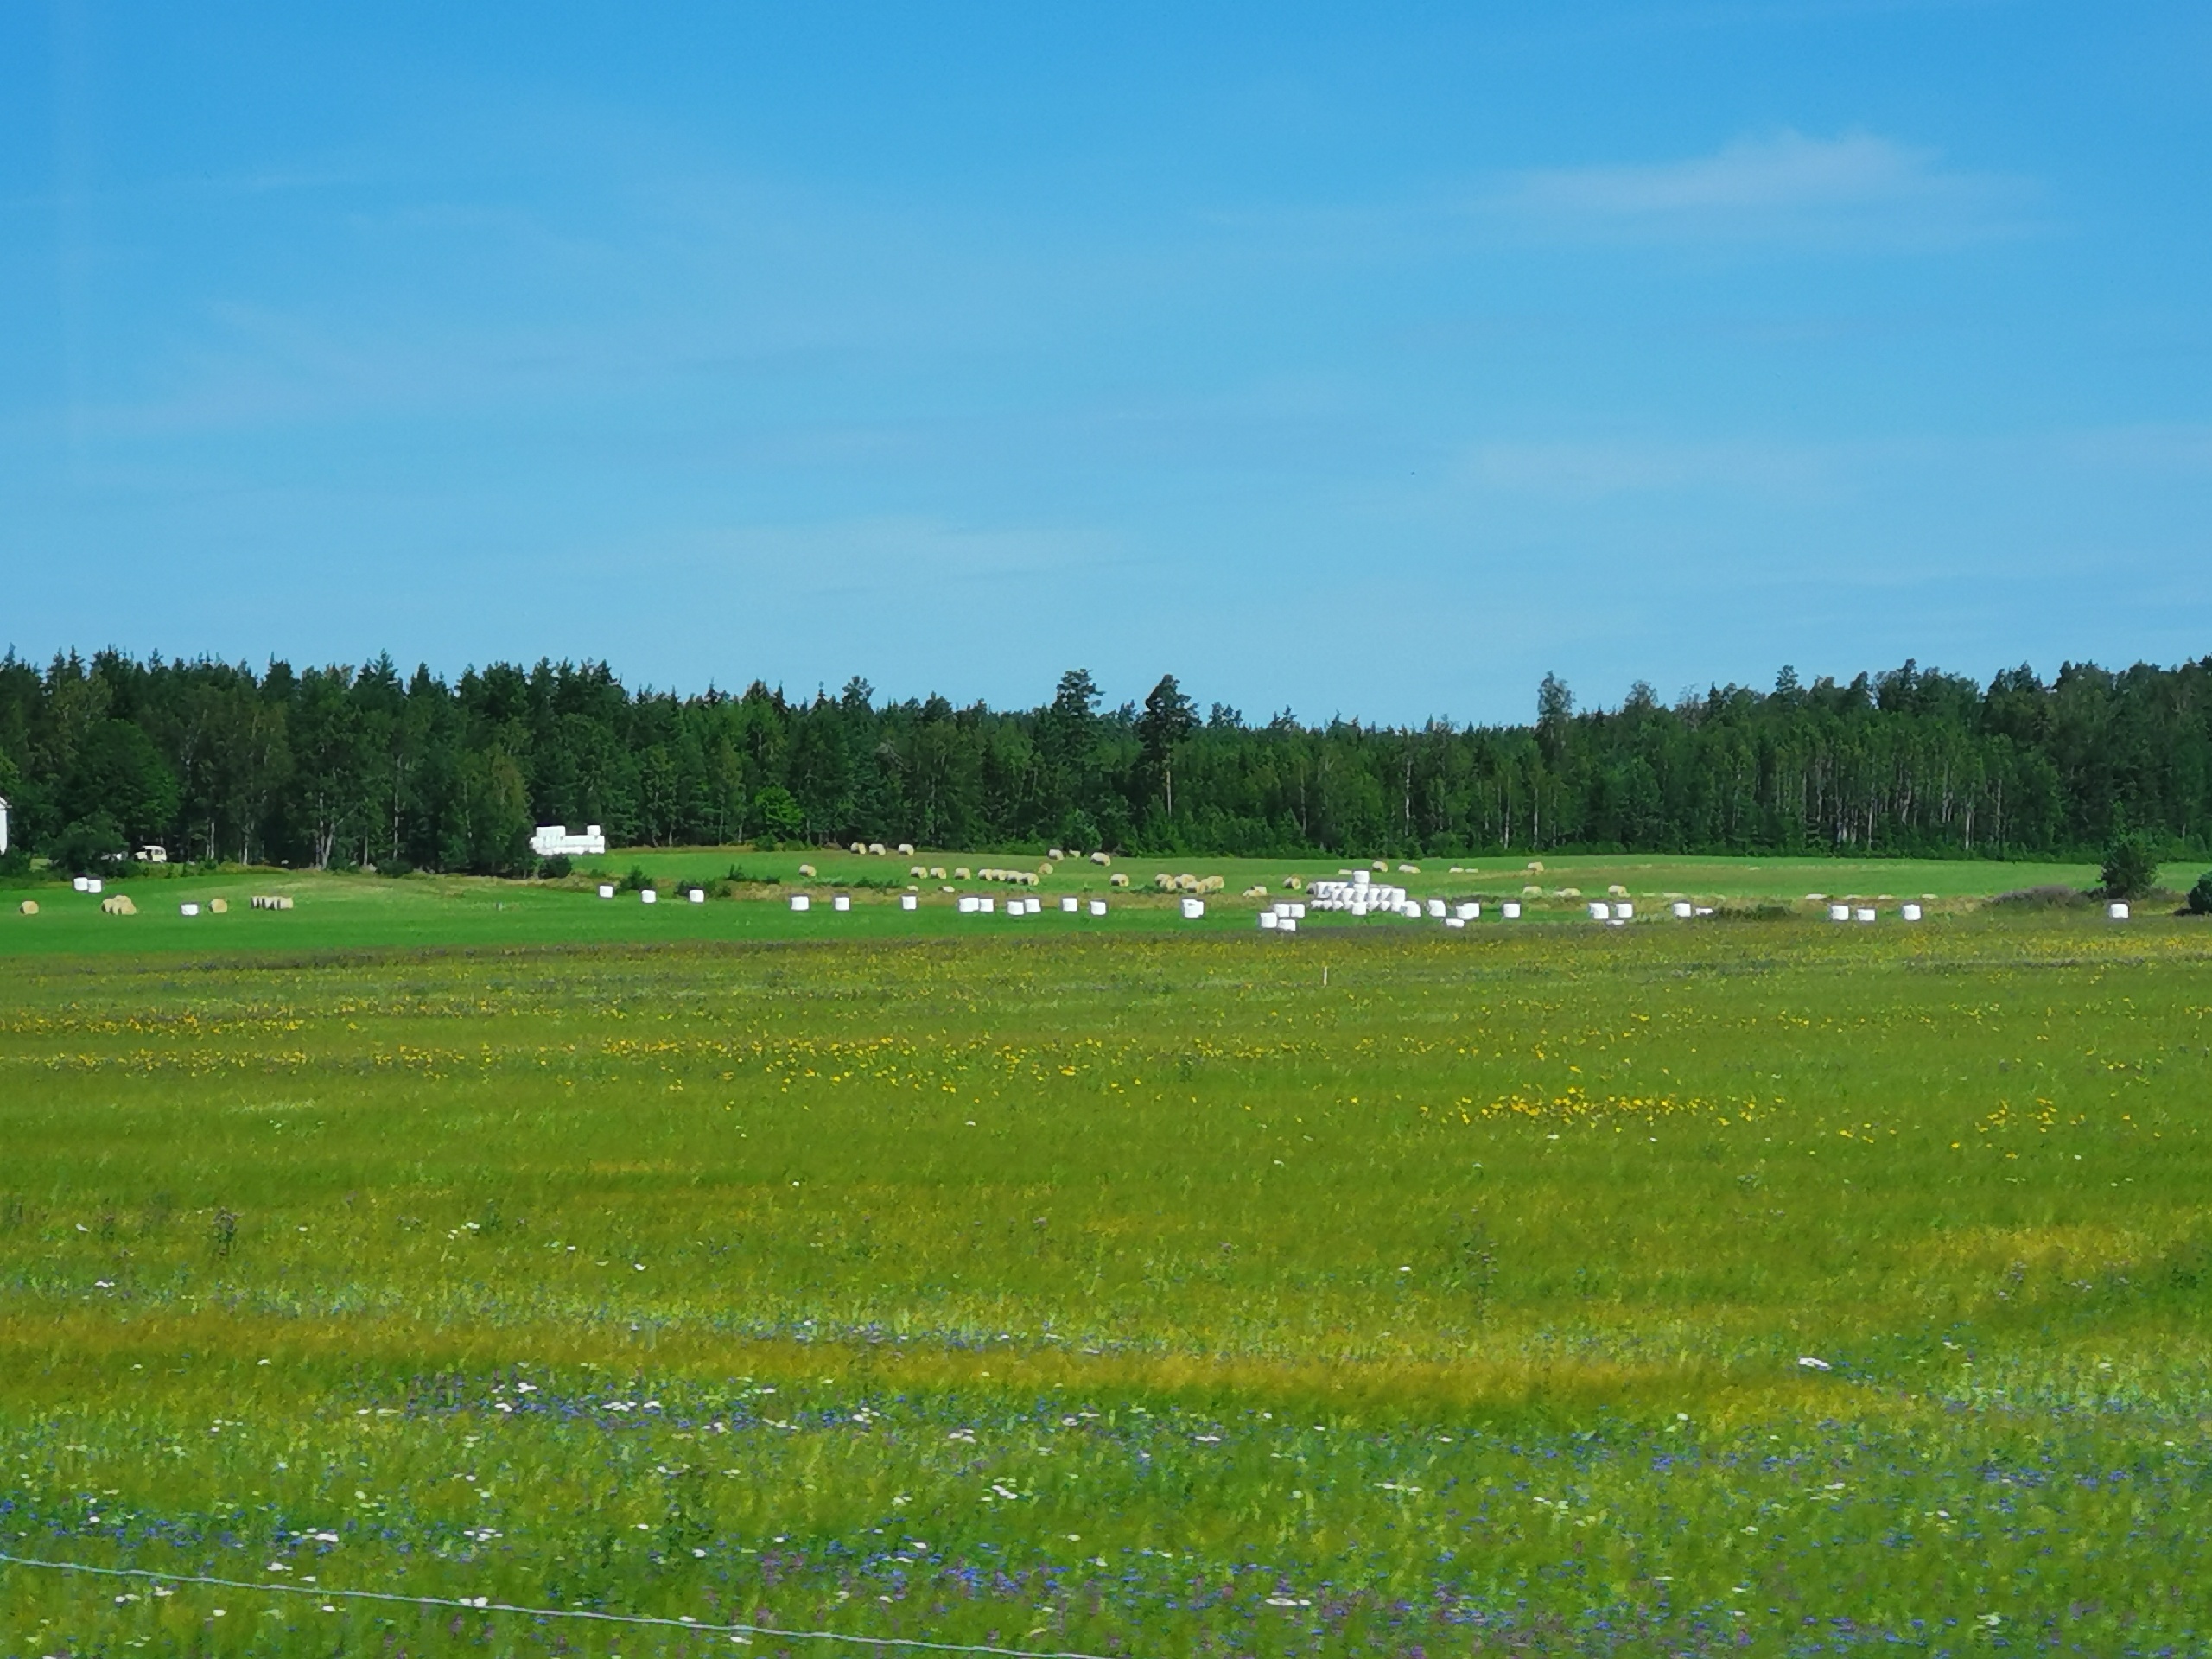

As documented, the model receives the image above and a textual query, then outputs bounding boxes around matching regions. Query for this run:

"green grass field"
[3,862,2210,1655]
[2,845,2191,960]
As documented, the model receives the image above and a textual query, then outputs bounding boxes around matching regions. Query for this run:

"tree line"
[0,649,2207,875]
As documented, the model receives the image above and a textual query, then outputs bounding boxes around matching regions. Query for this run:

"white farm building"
[529,823,607,858]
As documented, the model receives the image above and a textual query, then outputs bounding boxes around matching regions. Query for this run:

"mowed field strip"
[0,848,2172,959]
[3,878,2209,1653]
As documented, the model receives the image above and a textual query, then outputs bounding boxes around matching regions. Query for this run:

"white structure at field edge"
[0,793,9,855]
[530,823,607,858]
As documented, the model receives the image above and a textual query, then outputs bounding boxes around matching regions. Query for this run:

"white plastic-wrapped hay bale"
[1023,897,1040,914]
[73,875,90,893]
[1900,903,1923,922]
[598,883,615,899]
[979,897,995,913]
[1827,903,1850,922]
[1179,897,1205,919]
[640,888,658,905]
[1695,906,1714,916]
[1349,902,1368,918]
[1088,899,1107,916]
[790,893,810,912]
[1588,901,1610,921]
[1614,902,1634,920]
[833,894,851,912]
[957,895,980,913]
[1445,916,1465,929]
[687,888,706,904]
[1854,906,1876,924]
[900,893,918,911]
[1400,901,1421,918]
[1060,896,1078,912]
[180,901,200,917]
[1351,868,1370,887]
[86,878,103,893]
[1671,901,1693,919]
[2108,901,2130,920]
[1280,917,1298,933]
[1426,899,1446,918]
[1503,901,1522,919]
[1259,912,1280,930]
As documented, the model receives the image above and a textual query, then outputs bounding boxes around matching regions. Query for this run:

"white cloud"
[1499,130,2030,246]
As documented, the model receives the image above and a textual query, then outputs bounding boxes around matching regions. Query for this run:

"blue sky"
[3,3,2208,724]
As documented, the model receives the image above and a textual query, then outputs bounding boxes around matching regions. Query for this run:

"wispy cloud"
[1458,435,1846,499]
[1497,130,2032,247]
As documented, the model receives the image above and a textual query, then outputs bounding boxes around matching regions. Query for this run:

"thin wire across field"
[0,1549,1124,1659]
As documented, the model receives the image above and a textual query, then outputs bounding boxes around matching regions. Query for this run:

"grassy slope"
[3,918,2210,1651]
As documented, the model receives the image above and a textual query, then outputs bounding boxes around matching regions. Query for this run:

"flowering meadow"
[2,914,2209,1654]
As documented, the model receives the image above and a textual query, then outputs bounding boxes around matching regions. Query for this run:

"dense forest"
[0,649,2208,874]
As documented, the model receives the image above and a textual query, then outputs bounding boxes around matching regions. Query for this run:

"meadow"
[2,878,2210,1655]
[0,845,2173,961]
